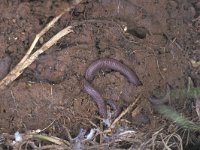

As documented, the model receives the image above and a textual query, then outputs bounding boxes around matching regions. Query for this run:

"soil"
[0,0,200,149]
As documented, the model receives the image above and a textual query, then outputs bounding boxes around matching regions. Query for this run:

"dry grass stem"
[20,12,66,66]
[110,94,141,128]
[33,134,70,146]
[0,26,73,90]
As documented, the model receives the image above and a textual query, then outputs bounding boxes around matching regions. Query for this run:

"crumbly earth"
[0,0,200,149]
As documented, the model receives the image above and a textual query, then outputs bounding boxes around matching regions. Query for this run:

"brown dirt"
[0,0,200,149]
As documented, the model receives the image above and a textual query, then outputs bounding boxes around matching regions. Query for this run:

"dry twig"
[0,0,83,90]
[110,94,141,128]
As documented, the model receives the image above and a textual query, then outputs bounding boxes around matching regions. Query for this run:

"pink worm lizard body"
[83,58,142,119]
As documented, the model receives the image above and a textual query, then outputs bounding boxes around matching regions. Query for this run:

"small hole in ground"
[127,27,149,39]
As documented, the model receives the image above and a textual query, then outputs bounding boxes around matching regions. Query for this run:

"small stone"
[191,59,200,68]
[189,6,196,19]
[163,68,167,72]
[39,37,44,44]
